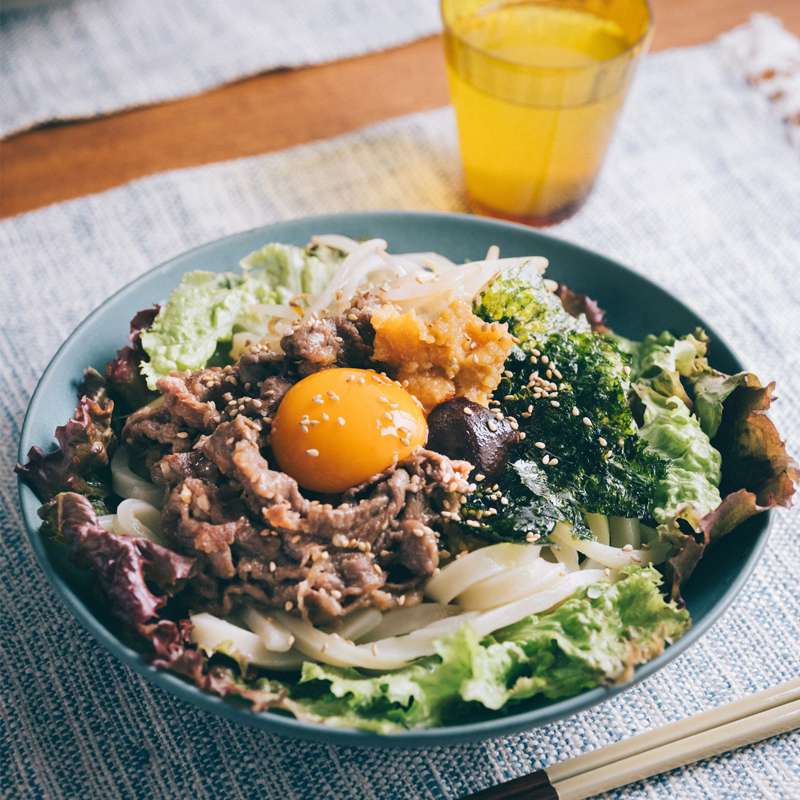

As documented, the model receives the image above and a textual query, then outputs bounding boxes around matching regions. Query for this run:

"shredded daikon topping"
[234,236,550,355]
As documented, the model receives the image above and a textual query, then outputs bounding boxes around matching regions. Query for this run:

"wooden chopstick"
[462,677,800,800]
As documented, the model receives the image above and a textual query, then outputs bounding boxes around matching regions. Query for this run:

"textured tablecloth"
[2,22,800,800]
[0,0,442,137]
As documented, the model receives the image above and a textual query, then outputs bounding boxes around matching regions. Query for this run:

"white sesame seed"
[542,455,550,465]
[541,355,549,364]
[322,413,329,421]
[549,458,559,466]
[572,407,580,416]
[463,407,473,416]
[285,601,293,611]
[598,437,607,446]
[306,449,319,457]
[487,420,497,432]
[622,544,633,551]
[583,417,592,426]
[550,400,560,407]
[401,437,411,447]
[604,568,611,576]
[176,432,188,438]
[338,417,346,426]
[535,441,546,449]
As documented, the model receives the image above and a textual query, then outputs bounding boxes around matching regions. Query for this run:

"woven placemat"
[0,0,441,137]
[2,26,799,800]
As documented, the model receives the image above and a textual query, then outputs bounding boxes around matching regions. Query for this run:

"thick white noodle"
[425,543,542,604]
[273,610,481,671]
[97,514,115,532]
[111,447,164,509]
[471,570,608,638]
[584,512,610,545]
[457,559,566,610]
[639,522,660,545]
[112,498,165,543]
[190,613,305,670]
[330,608,384,643]
[243,609,296,652]
[550,526,670,569]
[356,603,460,643]
[609,516,642,549]
[551,522,581,572]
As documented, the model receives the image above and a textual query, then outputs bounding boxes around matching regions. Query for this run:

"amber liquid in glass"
[444,1,649,225]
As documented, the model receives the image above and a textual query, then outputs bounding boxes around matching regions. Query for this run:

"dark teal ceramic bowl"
[17,211,771,747]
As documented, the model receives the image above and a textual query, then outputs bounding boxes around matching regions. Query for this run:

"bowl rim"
[16,209,773,748]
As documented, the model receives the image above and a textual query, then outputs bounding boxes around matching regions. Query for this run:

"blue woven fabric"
[0,0,442,137]
[2,35,800,799]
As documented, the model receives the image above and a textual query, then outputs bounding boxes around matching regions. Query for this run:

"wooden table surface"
[2,0,798,219]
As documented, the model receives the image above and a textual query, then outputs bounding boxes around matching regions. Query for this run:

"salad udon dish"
[18,231,798,734]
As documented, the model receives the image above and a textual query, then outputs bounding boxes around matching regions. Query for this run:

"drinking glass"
[442,0,653,226]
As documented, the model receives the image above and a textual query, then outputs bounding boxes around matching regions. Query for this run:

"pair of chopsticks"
[463,677,800,800]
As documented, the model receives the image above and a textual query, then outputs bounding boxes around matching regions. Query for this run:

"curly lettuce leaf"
[637,375,798,601]
[105,306,161,411]
[292,567,689,730]
[614,329,709,409]
[15,396,117,505]
[555,283,609,333]
[140,243,344,389]
[635,387,722,527]
[43,492,195,626]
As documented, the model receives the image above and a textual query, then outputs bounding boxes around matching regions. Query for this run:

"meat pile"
[122,301,473,625]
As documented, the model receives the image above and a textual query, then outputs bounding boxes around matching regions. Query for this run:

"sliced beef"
[150,451,220,489]
[157,375,222,432]
[157,444,472,625]
[123,404,185,449]
[279,301,377,377]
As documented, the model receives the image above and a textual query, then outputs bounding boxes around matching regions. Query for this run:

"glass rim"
[441,0,654,73]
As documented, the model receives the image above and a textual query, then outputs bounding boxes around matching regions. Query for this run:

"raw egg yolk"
[270,368,427,494]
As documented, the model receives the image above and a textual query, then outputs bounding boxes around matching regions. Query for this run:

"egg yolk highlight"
[270,368,427,494]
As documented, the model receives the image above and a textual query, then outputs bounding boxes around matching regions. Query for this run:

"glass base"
[466,192,589,228]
